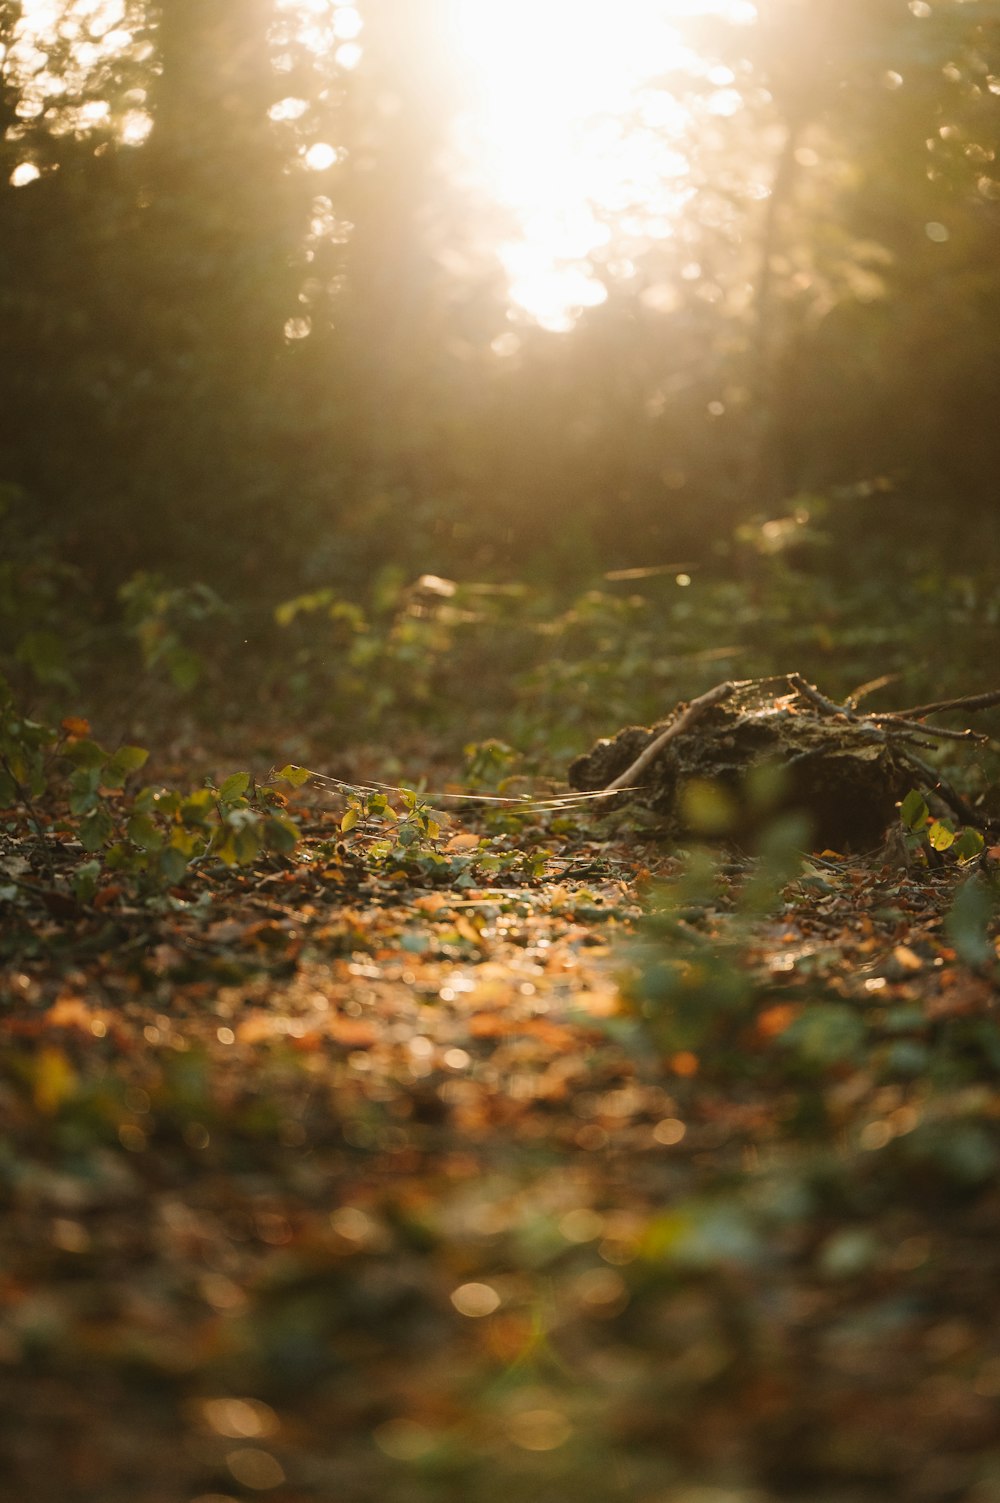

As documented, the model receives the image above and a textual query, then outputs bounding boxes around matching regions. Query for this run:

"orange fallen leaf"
[518,1019,577,1049]
[45,996,94,1029]
[468,1013,511,1038]
[236,1013,288,1043]
[756,1002,803,1041]
[414,893,449,915]
[444,833,481,853]
[326,1018,379,1047]
[453,915,483,944]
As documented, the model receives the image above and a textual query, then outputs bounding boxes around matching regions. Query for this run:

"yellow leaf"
[34,1048,77,1115]
[341,807,359,833]
[276,764,312,787]
[892,944,923,972]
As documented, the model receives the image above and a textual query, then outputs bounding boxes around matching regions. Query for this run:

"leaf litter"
[2,753,1000,1503]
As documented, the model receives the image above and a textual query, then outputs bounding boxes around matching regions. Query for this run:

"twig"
[902,749,982,828]
[787,673,857,720]
[845,672,899,707]
[279,768,641,809]
[879,719,986,743]
[876,689,1000,720]
[602,681,737,793]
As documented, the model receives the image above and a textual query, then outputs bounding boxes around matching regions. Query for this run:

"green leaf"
[116,745,149,773]
[160,846,190,883]
[104,745,150,787]
[68,768,101,815]
[135,786,180,817]
[219,771,251,802]
[127,812,163,852]
[72,860,102,903]
[167,647,202,692]
[946,878,996,968]
[954,827,985,862]
[216,823,263,866]
[15,629,70,686]
[275,764,312,788]
[79,806,114,852]
[900,790,929,830]
[234,824,264,863]
[63,738,108,771]
[170,826,205,858]
[897,796,922,832]
[782,1004,866,1066]
[264,816,299,854]
[180,790,215,826]
[274,588,334,627]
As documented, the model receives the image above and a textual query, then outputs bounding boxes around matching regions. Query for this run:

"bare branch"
[788,673,856,720]
[876,689,1000,720]
[602,681,737,793]
[880,719,986,743]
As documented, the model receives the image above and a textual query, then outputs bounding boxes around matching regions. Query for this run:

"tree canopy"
[2,0,998,592]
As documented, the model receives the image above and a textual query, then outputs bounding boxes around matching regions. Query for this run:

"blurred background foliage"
[1,0,999,750]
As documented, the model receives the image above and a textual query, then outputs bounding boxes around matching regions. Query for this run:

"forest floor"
[3,751,1000,1503]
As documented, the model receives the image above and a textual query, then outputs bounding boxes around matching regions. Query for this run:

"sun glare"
[9,0,755,329]
[445,0,753,331]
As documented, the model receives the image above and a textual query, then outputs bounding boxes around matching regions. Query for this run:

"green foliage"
[462,739,522,789]
[2,0,998,595]
[945,875,998,970]
[0,487,90,694]
[899,786,986,865]
[0,685,300,896]
[0,673,56,805]
[337,786,447,870]
[119,574,230,692]
[106,773,299,880]
[624,819,809,1067]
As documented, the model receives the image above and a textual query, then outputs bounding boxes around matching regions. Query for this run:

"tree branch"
[602,681,737,793]
[874,690,1000,721]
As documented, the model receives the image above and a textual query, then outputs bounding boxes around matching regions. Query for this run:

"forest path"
[2,799,999,1502]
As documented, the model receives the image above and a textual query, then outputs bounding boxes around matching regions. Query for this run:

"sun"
[443,0,751,332]
[9,0,754,330]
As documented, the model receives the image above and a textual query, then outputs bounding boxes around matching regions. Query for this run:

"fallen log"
[568,674,995,850]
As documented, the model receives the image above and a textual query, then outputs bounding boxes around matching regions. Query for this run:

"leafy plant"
[898,788,985,864]
[119,573,230,692]
[339,786,443,858]
[108,771,300,884]
[0,684,301,899]
[0,486,91,694]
